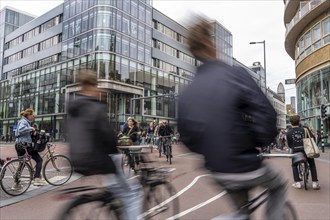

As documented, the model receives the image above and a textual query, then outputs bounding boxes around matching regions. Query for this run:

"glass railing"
[285,0,325,35]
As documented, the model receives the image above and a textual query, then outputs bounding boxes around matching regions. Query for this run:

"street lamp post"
[250,40,266,88]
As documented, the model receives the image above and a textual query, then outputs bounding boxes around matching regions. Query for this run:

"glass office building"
[284,0,330,134]
[0,0,233,140]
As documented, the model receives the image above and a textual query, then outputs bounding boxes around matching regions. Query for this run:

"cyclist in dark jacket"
[178,16,286,220]
[286,115,320,189]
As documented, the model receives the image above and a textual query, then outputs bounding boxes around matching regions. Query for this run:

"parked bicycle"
[158,135,173,164]
[56,154,179,220]
[0,143,73,196]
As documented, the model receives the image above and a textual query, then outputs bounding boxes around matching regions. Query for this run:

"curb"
[0,173,81,208]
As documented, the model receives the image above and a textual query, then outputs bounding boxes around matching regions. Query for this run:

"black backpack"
[31,130,49,152]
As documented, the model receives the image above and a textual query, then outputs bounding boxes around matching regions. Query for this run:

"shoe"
[312,182,320,190]
[33,178,47,186]
[292,182,302,189]
[11,183,23,191]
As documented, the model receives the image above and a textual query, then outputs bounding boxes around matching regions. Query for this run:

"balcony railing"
[285,0,324,35]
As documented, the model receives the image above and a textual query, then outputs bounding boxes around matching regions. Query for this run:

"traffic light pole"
[321,120,325,153]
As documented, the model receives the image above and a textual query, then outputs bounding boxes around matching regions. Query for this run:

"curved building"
[284,0,330,133]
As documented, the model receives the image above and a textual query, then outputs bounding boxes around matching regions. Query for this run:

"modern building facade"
[0,6,35,80]
[284,0,330,135]
[267,86,286,129]
[0,0,234,139]
[249,61,266,94]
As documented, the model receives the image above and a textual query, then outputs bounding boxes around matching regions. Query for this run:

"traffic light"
[321,104,327,119]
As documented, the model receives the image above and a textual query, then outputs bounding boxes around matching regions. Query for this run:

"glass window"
[81,12,88,33]
[96,30,111,51]
[82,0,89,11]
[138,24,144,42]
[75,16,81,35]
[139,4,145,22]
[109,8,115,29]
[313,24,321,41]
[70,0,76,18]
[121,58,129,82]
[138,43,144,62]
[97,7,111,28]
[76,0,82,14]
[322,17,330,36]
[305,31,311,47]
[74,37,81,56]
[87,31,94,52]
[69,19,75,38]
[299,38,304,54]
[146,7,151,26]
[115,34,121,53]
[123,0,130,13]
[131,19,137,38]
[64,1,70,20]
[324,35,330,45]
[122,15,130,34]
[145,26,151,45]
[81,34,88,54]
[130,40,137,59]
[122,36,129,57]
[89,9,95,30]
[116,11,122,32]
[131,0,138,18]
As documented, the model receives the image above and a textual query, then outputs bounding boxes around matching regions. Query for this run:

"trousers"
[211,163,288,220]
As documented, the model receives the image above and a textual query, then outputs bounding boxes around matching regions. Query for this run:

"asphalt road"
[0,142,329,220]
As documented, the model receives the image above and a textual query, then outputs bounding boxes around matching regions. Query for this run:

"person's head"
[127,117,132,122]
[20,108,35,122]
[187,15,216,60]
[149,122,154,127]
[127,118,137,127]
[77,69,98,96]
[289,115,300,126]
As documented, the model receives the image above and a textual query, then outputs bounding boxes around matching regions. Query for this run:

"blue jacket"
[178,60,277,173]
[15,116,33,144]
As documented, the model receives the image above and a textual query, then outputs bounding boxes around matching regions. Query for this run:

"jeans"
[104,154,144,220]
[211,163,288,220]
[16,143,43,179]
[292,156,318,182]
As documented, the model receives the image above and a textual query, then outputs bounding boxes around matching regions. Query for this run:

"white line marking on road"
[166,191,227,220]
[138,174,210,219]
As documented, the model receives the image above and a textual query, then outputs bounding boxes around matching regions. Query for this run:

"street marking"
[167,191,227,220]
[138,174,210,219]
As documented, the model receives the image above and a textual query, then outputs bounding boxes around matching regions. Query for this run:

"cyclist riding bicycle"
[286,115,320,189]
[158,121,173,155]
[67,69,143,219]
[178,15,287,220]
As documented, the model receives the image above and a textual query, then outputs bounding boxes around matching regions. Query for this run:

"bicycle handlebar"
[258,152,306,165]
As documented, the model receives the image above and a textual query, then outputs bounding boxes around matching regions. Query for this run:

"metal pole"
[321,121,325,153]
[263,40,266,88]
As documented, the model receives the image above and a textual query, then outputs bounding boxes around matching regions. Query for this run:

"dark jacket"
[158,125,173,137]
[286,126,315,152]
[123,125,140,142]
[67,95,118,175]
[178,60,277,173]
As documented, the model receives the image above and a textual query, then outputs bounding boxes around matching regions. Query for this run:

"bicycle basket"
[117,136,133,146]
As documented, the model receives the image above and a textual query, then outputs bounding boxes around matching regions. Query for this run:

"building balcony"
[284,0,300,24]
[285,0,328,59]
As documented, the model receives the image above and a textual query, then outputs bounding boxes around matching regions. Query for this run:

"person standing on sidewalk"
[178,15,287,220]
[14,108,47,189]
[286,115,320,189]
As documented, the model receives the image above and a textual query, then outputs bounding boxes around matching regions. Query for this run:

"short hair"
[187,15,213,59]
[77,69,97,87]
[20,108,34,118]
[289,115,300,126]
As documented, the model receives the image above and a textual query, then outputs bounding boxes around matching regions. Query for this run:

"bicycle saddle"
[292,152,306,165]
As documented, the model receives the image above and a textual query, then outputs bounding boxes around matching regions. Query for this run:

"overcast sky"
[0,0,296,103]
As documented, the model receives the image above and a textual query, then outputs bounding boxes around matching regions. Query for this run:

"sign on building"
[285,78,296,85]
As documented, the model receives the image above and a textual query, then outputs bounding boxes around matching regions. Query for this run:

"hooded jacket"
[67,95,118,175]
[178,60,277,173]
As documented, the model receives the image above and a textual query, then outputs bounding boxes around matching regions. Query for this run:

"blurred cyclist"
[178,15,287,220]
[67,69,143,219]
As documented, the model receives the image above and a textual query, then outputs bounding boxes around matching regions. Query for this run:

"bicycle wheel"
[59,194,122,220]
[143,182,179,219]
[121,153,132,177]
[301,163,308,190]
[43,155,73,186]
[165,144,172,164]
[283,201,298,220]
[0,159,33,196]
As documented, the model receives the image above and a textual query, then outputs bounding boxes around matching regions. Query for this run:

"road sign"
[285,78,296,85]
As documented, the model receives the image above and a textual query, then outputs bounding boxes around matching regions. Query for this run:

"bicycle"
[0,143,73,196]
[211,152,303,220]
[56,154,179,220]
[158,136,173,164]
[118,145,146,177]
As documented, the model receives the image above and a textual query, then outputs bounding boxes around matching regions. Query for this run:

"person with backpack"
[14,108,47,189]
